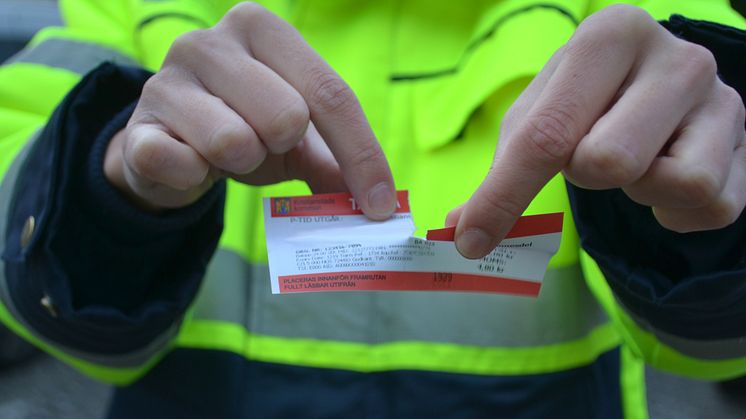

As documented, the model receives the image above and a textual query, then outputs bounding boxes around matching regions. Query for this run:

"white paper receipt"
[263,191,562,296]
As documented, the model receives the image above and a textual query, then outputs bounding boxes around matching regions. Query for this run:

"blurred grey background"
[0,0,745,418]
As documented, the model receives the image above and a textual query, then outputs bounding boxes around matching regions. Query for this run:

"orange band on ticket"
[271,191,410,217]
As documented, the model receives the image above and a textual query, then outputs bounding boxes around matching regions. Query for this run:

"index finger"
[217,4,396,219]
[455,12,646,258]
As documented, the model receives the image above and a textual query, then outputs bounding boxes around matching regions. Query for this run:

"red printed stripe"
[278,271,541,296]
[426,227,455,241]
[271,191,410,217]
[506,213,563,238]
[425,213,563,242]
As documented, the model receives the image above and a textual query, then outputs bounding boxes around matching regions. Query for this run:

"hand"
[104,3,396,219]
[449,5,746,259]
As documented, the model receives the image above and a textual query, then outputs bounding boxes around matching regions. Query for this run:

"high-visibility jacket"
[1,1,746,418]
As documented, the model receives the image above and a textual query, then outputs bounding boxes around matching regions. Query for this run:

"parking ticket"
[263,191,562,296]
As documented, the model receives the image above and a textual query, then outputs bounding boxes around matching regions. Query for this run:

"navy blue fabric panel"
[2,63,226,354]
[567,16,746,341]
[73,99,225,313]
[568,186,746,341]
[107,347,623,419]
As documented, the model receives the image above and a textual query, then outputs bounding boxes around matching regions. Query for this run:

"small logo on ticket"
[274,197,291,215]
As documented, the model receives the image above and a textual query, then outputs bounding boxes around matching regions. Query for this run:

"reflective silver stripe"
[194,249,608,347]
[624,305,746,361]
[0,136,177,369]
[6,38,138,74]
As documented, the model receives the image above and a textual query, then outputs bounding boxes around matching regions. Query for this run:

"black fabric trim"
[390,4,578,82]
[136,12,210,31]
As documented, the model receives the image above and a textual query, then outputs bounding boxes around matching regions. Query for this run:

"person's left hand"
[447,5,746,259]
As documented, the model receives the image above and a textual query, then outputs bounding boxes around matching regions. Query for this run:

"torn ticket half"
[263,191,562,296]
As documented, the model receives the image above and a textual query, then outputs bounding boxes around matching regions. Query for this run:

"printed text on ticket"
[263,191,562,296]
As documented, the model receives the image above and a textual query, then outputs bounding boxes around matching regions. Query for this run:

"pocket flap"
[410,7,577,150]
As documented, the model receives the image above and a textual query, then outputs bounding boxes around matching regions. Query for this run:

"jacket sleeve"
[569,9,746,380]
[0,1,223,385]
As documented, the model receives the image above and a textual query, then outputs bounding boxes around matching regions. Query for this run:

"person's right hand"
[104,3,396,219]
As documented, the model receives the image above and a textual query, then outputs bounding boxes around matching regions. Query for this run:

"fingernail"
[456,228,493,259]
[367,182,396,218]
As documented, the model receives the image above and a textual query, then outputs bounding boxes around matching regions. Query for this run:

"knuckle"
[603,4,652,28]
[584,141,645,185]
[577,5,652,45]
[599,3,648,20]
[140,73,168,100]
[206,124,264,172]
[676,165,723,207]
[168,29,212,60]
[346,143,386,170]
[165,29,228,73]
[225,2,267,26]
[264,98,310,151]
[500,106,522,136]
[480,185,524,222]
[136,73,188,121]
[522,107,578,163]
[564,33,607,63]
[306,69,357,115]
[720,84,746,124]
[674,42,717,88]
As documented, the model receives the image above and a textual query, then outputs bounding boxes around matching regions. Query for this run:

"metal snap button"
[20,216,35,248]
[40,295,58,318]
